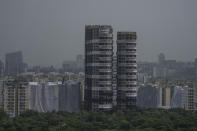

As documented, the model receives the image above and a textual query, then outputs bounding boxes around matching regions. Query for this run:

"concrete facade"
[85,25,113,111]
[3,79,29,117]
[117,32,137,110]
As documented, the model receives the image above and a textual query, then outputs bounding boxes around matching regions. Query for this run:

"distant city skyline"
[1,0,197,66]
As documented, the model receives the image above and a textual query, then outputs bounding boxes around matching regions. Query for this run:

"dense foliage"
[0,108,197,131]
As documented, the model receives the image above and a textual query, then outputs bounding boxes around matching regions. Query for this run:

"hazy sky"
[0,0,197,67]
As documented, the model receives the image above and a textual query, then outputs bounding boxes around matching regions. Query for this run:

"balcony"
[118,81,137,85]
[98,45,112,49]
[86,63,112,67]
[98,57,112,61]
[98,69,112,72]
[98,104,112,109]
[118,75,137,79]
[92,87,112,91]
[87,51,112,55]
[86,75,112,79]
[117,40,136,43]
[97,81,112,85]
[126,93,137,97]
[117,87,137,91]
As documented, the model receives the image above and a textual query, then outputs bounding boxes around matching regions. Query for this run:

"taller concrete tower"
[85,25,113,111]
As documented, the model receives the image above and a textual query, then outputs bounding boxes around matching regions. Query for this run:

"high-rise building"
[29,82,60,112]
[185,83,197,111]
[137,85,161,108]
[171,86,187,109]
[76,55,84,72]
[112,55,117,106]
[3,79,29,117]
[0,60,4,77]
[85,25,113,111]
[195,58,197,67]
[62,61,76,73]
[158,53,165,65]
[117,32,137,110]
[0,80,3,109]
[161,87,171,107]
[59,81,81,113]
[5,51,24,76]
[195,59,197,78]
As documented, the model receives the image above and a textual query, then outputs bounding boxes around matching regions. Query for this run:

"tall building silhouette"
[117,32,137,110]
[0,60,4,77]
[158,53,165,65]
[112,55,117,106]
[5,51,24,76]
[85,25,113,111]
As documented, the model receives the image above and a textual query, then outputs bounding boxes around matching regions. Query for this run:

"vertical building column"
[117,32,137,111]
[85,25,113,111]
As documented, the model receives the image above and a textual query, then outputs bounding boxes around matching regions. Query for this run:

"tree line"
[0,108,197,131]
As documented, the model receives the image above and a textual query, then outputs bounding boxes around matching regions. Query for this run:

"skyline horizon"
[1,0,197,66]
[1,49,196,68]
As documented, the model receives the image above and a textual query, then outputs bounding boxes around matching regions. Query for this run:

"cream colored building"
[3,79,29,117]
[185,83,197,111]
[160,87,171,108]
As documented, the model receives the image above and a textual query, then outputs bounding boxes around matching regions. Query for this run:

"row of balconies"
[117,75,137,79]
[117,51,137,55]
[86,48,113,52]
[86,69,112,74]
[117,61,137,64]
[86,75,112,79]
[98,69,112,72]
[117,40,136,43]
[86,61,112,64]
[86,39,113,44]
[117,45,136,49]
[86,51,113,55]
[98,104,112,109]
[117,85,137,89]
[118,69,137,73]
[117,81,137,85]
[86,63,112,67]
[96,81,112,85]
[118,57,136,61]
[86,43,112,48]
[91,87,112,91]
[95,57,112,61]
[87,45,113,50]
[125,93,137,97]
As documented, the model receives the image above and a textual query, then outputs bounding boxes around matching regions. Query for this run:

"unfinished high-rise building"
[116,32,137,110]
[85,25,113,111]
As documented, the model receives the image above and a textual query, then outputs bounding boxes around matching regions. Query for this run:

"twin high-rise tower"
[85,25,113,111]
[85,25,137,111]
[116,32,137,110]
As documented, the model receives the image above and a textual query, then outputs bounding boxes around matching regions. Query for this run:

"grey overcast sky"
[0,0,197,67]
